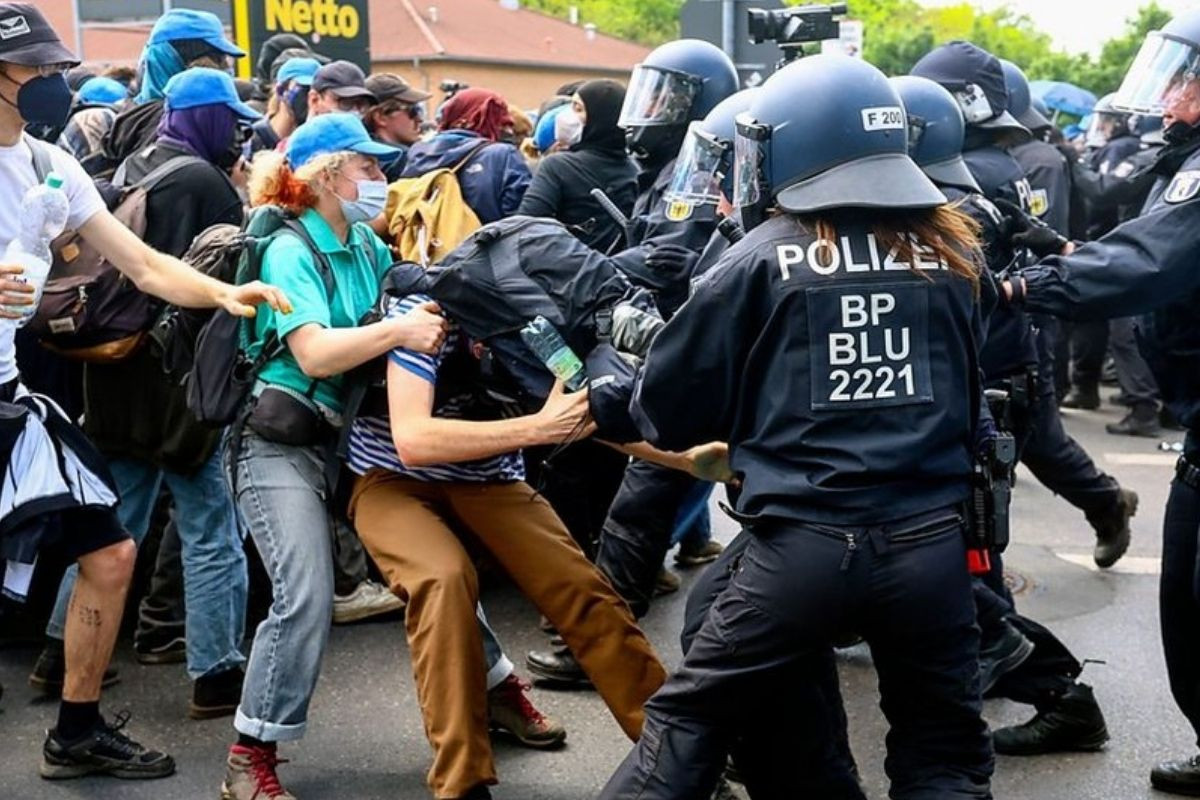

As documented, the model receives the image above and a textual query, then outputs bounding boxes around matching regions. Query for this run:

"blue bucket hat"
[77,76,128,106]
[148,9,244,57]
[164,67,261,119]
[275,57,320,87]
[287,113,402,169]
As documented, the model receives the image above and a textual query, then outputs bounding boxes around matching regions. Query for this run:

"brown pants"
[348,470,666,799]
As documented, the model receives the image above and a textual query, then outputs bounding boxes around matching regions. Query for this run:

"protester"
[249,56,319,154]
[364,72,431,180]
[57,77,127,160]
[309,60,376,119]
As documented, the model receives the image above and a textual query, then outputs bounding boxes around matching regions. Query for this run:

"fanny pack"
[246,385,332,447]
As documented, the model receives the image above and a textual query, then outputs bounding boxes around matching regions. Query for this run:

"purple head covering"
[157,103,237,164]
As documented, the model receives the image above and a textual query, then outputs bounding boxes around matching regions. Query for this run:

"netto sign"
[232,0,371,78]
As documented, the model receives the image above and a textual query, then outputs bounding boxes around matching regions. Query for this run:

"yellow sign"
[232,0,371,80]
[265,0,360,37]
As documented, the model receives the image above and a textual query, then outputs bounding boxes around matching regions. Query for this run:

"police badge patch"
[1028,188,1049,218]
[1164,171,1200,204]
[665,200,694,221]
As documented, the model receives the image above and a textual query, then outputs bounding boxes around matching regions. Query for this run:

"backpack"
[24,141,207,362]
[184,206,335,427]
[384,141,489,266]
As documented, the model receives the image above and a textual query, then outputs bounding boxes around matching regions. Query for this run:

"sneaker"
[1089,487,1138,569]
[1061,386,1100,410]
[29,641,120,697]
[675,539,725,568]
[992,683,1109,756]
[332,580,405,624]
[221,743,295,799]
[134,635,187,665]
[654,567,681,597]
[190,667,244,720]
[40,711,175,780]
[487,675,567,749]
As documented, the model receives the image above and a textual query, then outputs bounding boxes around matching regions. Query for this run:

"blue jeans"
[231,431,510,742]
[47,449,247,680]
[670,481,714,552]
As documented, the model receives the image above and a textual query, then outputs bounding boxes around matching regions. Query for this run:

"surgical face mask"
[0,70,72,128]
[338,178,388,223]
[556,109,584,147]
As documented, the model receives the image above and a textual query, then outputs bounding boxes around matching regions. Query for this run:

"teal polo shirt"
[254,208,393,415]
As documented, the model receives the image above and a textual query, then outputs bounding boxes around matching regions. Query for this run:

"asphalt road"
[0,389,1192,799]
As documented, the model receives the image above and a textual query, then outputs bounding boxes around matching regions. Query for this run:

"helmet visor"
[665,123,728,205]
[619,65,701,127]
[1115,33,1200,114]
[733,116,770,210]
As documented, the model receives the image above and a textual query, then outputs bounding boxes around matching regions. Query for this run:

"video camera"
[748,3,847,62]
[439,79,469,99]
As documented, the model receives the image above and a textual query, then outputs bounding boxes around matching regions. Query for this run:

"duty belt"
[1177,454,1200,490]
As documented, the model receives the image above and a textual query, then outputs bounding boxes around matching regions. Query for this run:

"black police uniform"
[1021,137,1200,742]
[599,212,994,800]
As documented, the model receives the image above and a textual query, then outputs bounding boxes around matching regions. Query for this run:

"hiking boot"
[992,683,1109,755]
[487,675,566,749]
[675,539,724,568]
[526,645,591,687]
[1106,405,1162,437]
[40,711,175,780]
[1152,755,1200,796]
[1061,386,1100,410]
[134,635,187,665]
[221,743,295,799]
[1089,488,1137,569]
[979,619,1034,694]
[654,567,681,597]
[189,667,244,720]
[332,580,404,624]
[29,641,120,697]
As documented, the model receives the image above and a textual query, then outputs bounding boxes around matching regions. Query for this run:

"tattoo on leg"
[76,604,102,628]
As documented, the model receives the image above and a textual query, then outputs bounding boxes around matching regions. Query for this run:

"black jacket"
[517,148,637,253]
[632,213,983,525]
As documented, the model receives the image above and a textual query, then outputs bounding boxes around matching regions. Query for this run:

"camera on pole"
[747,3,847,65]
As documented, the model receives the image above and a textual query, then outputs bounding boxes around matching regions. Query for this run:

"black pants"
[599,510,993,800]
[595,459,702,617]
[1109,318,1159,410]
[524,440,628,558]
[1162,435,1200,745]
[1069,320,1109,390]
[680,530,864,800]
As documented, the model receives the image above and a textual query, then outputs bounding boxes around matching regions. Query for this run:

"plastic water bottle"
[3,172,69,324]
[520,316,587,391]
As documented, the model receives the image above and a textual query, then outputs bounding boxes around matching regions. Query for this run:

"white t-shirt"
[0,136,105,384]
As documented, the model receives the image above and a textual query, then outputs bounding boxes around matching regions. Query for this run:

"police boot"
[1151,754,1200,796]
[1106,404,1162,438]
[1088,487,1138,569]
[1061,385,1101,410]
[525,638,591,687]
[992,682,1109,756]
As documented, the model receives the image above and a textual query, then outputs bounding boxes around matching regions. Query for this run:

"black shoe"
[1152,755,1200,796]
[40,711,175,780]
[1162,407,1186,432]
[134,635,187,665]
[189,667,244,720]
[1106,406,1162,437]
[1089,487,1138,569]
[979,620,1034,694]
[29,642,120,697]
[992,683,1109,756]
[1061,386,1100,410]
[526,646,592,687]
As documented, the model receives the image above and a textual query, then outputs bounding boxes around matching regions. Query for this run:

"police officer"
[1006,11,1200,793]
[893,74,1111,759]
[598,54,992,800]
[912,42,1137,572]
[526,40,738,684]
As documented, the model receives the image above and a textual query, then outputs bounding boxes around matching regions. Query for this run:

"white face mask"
[338,178,388,223]
[556,109,584,147]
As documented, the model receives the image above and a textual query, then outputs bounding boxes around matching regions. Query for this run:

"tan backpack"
[384,142,489,266]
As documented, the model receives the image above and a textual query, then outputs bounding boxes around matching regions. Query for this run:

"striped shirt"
[346,294,526,483]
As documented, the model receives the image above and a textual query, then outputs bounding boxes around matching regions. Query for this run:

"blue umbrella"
[1029,80,1098,118]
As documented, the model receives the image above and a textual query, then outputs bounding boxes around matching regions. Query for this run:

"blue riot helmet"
[889,76,980,194]
[1000,59,1052,132]
[733,55,945,231]
[619,39,739,164]
[1031,96,1052,122]
[911,41,1030,140]
[1115,9,1200,117]
[665,88,759,207]
[1085,93,1133,148]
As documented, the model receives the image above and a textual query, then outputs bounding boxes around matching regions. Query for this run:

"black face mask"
[1164,119,1200,146]
[626,124,686,168]
[0,70,72,129]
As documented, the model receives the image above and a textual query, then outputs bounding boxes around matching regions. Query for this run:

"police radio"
[967,389,1018,575]
[748,3,848,65]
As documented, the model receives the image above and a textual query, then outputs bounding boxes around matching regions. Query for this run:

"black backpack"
[184,206,334,427]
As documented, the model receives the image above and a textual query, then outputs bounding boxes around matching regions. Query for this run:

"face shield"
[733,116,771,230]
[1115,32,1200,114]
[665,122,729,206]
[1085,112,1127,148]
[618,65,702,128]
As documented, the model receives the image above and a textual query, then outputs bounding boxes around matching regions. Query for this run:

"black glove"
[992,198,1070,258]
[644,243,699,277]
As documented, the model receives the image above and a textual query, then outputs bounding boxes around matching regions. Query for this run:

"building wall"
[378,59,629,111]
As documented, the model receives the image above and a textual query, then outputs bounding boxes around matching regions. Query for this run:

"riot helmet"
[1115,10,1200,142]
[619,39,739,164]
[890,76,980,193]
[911,41,1030,140]
[999,59,1052,132]
[665,88,759,207]
[733,55,944,230]
[1085,93,1133,148]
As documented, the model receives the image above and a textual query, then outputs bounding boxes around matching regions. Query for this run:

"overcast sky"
[922,0,1197,53]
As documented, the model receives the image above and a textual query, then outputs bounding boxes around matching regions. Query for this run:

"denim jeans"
[47,449,247,680]
[231,431,511,742]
